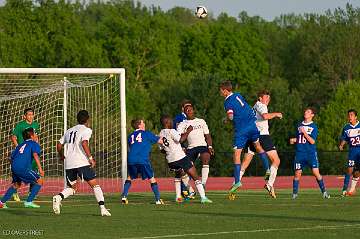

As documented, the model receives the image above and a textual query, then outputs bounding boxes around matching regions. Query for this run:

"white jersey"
[59,124,92,169]
[177,118,209,149]
[253,101,269,135]
[159,129,186,163]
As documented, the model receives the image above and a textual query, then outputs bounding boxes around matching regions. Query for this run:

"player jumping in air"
[219,81,272,200]
[52,110,111,216]
[290,107,330,199]
[240,90,282,198]
[10,108,41,202]
[177,105,214,188]
[0,128,44,209]
[121,118,164,205]
[339,109,360,196]
[159,115,212,203]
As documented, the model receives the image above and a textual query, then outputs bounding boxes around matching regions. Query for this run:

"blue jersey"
[224,92,256,134]
[173,112,187,129]
[11,139,41,172]
[295,121,318,153]
[127,130,160,165]
[340,122,360,153]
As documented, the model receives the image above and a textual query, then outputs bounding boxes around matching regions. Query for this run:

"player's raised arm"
[10,134,18,147]
[179,125,193,143]
[261,112,283,120]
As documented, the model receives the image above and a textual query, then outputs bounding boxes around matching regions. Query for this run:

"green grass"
[1,189,360,239]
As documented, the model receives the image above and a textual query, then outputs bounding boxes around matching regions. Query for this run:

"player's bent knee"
[149,177,156,184]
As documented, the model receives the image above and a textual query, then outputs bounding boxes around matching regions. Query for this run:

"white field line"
[122,223,360,239]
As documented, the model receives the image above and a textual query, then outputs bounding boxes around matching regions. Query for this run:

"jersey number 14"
[131,133,143,144]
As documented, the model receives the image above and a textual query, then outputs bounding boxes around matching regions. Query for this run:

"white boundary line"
[122,224,360,239]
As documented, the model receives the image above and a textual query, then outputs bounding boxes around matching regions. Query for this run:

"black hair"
[77,110,90,124]
[348,109,358,116]
[304,107,317,115]
[160,115,171,127]
[180,99,192,109]
[22,127,35,140]
[24,108,34,115]
[257,89,270,98]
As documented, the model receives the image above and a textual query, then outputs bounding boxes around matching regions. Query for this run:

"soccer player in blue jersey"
[290,107,330,199]
[0,128,44,209]
[339,109,360,196]
[121,118,164,204]
[219,81,272,199]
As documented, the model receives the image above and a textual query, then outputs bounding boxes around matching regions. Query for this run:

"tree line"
[1,0,360,176]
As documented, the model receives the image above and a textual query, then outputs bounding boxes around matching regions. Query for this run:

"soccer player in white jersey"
[177,105,214,187]
[240,90,282,198]
[52,110,111,216]
[159,115,212,203]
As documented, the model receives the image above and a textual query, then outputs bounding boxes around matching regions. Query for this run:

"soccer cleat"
[345,191,355,197]
[229,182,242,193]
[175,197,184,203]
[155,199,164,205]
[264,184,276,198]
[181,190,189,198]
[200,197,213,204]
[228,193,236,201]
[341,190,347,197]
[24,201,40,208]
[264,170,271,181]
[121,197,128,204]
[100,207,111,217]
[52,195,62,214]
[322,191,330,199]
[188,191,196,200]
[0,201,8,209]
[292,193,298,199]
[12,193,21,202]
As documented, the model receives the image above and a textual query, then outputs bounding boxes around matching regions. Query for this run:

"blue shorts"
[128,164,154,180]
[347,150,360,168]
[12,169,40,184]
[294,152,319,170]
[233,126,260,149]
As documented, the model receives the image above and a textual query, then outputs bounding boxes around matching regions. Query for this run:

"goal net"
[0,68,126,195]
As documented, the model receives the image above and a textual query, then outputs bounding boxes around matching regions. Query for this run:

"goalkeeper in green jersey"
[10,108,41,201]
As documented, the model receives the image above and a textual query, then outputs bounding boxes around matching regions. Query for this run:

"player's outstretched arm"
[289,138,297,144]
[205,134,214,155]
[10,135,18,147]
[261,112,283,120]
[81,140,96,168]
[33,152,44,177]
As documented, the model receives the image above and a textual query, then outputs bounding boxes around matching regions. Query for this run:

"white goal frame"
[0,68,127,187]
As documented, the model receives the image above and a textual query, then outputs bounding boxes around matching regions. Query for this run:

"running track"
[0,176,345,195]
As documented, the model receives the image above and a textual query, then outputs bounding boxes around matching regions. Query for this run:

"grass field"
[1,189,360,239]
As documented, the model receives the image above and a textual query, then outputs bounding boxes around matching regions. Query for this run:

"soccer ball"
[195,6,207,19]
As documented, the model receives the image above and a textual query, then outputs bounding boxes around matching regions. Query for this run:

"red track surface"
[0,176,345,195]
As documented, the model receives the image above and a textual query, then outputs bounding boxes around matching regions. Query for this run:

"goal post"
[0,68,127,195]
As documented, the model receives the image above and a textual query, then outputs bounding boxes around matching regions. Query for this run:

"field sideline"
[1,188,359,239]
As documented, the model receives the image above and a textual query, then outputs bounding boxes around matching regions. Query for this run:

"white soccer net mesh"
[0,73,122,195]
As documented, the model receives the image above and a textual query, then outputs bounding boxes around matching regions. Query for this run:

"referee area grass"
[1,189,360,239]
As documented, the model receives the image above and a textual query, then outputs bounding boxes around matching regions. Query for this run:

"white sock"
[349,177,359,192]
[268,165,278,187]
[195,180,206,199]
[182,175,195,193]
[240,170,245,181]
[201,165,210,185]
[93,185,105,205]
[175,178,181,198]
[60,188,75,200]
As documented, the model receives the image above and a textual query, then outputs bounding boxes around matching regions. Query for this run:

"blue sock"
[259,152,270,171]
[1,186,17,203]
[180,181,187,192]
[293,179,299,194]
[151,182,161,201]
[342,173,351,191]
[317,178,326,193]
[27,184,41,202]
[121,180,131,197]
[234,164,241,184]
